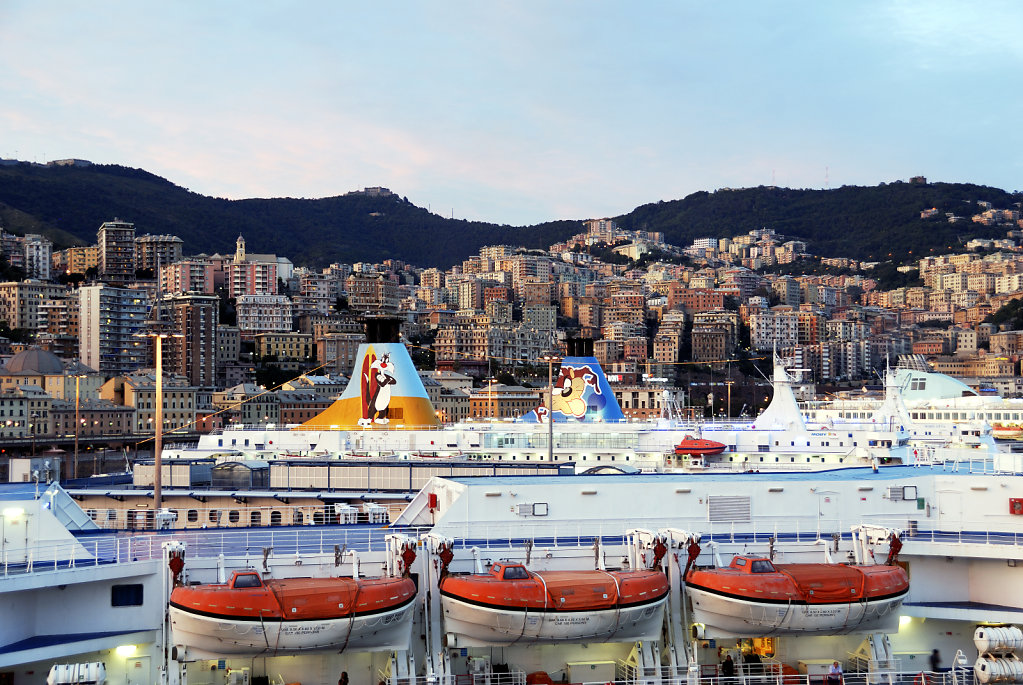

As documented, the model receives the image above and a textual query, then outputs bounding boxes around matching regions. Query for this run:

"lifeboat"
[439,562,669,646]
[991,423,1023,440]
[674,435,726,457]
[686,556,908,636]
[169,570,416,658]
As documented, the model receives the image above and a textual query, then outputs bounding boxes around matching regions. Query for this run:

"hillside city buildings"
[0,186,1023,465]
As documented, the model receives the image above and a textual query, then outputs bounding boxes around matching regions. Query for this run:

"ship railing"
[5,510,1023,579]
[570,668,968,685]
[1,524,439,579]
[0,534,152,579]
[430,513,1023,553]
[380,674,527,685]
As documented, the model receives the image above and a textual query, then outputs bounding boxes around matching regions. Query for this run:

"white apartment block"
[826,319,869,342]
[996,274,1023,294]
[22,234,52,281]
[236,294,293,337]
[79,284,149,376]
[750,310,799,350]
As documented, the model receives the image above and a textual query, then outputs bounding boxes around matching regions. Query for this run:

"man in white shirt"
[827,661,843,685]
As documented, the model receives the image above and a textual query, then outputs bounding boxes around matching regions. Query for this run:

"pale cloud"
[3,1,1022,225]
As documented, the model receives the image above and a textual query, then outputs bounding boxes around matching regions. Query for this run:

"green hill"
[619,182,1019,262]
[0,162,1017,268]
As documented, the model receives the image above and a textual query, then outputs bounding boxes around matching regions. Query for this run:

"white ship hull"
[687,585,907,637]
[440,594,666,646]
[169,597,415,658]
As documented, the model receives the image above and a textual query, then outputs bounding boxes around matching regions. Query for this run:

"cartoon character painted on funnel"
[528,364,603,421]
[359,353,397,426]
[551,366,601,419]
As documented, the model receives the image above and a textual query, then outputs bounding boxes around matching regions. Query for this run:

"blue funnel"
[520,356,626,423]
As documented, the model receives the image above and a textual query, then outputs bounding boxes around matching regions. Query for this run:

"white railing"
[4,509,1021,581]
[0,524,420,579]
[432,514,1023,552]
[370,671,969,685]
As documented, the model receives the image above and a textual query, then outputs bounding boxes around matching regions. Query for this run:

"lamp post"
[73,375,82,479]
[29,412,38,457]
[137,332,182,513]
[539,352,562,462]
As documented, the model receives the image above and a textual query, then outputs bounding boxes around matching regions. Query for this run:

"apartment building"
[163,293,218,387]
[161,260,215,294]
[97,219,136,285]
[135,234,184,272]
[0,280,65,329]
[79,284,149,375]
[100,372,197,435]
[750,309,799,350]
[236,294,293,338]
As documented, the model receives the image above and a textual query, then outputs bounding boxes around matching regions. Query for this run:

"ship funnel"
[521,340,626,423]
[297,318,439,430]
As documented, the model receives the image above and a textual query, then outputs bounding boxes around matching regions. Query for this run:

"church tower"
[235,235,246,263]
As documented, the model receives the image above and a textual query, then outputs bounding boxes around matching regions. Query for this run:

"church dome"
[4,347,65,375]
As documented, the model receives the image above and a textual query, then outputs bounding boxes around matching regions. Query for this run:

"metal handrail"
[3,508,1021,581]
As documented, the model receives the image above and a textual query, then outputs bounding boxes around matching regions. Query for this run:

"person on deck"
[721,654,735,682]
[827,661,843,685]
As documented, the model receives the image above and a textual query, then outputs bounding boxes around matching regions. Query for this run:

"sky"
[2,1,1022,226]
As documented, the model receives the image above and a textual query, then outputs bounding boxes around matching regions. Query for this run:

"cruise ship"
[803,364,1023,444]
[3,461,1023,685]
[167,331,997,476]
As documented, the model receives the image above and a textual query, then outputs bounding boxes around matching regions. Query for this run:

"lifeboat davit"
[169,570,416,658]
[439,562,669,646]
[686,556,908,636]
[674,435,726,456]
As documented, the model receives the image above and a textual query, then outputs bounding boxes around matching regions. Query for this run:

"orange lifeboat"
[674,435,726,457]
[439,562,668,645]
[991,423,1023,440]
[169,570,416,658]
[686,556,908,636]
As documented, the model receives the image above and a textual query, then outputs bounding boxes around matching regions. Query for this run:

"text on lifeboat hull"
[440,563,669,646]
[169,571,416,657]
[686,557,908,637]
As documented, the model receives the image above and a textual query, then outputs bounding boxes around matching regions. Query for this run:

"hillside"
[620,183,1019,262]
[0,162,1018,267]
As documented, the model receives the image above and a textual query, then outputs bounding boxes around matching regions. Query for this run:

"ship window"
[232,573,262,588]
[111,584,144,606]
[751,560,775,573]
[503,566,530,580]
[187,510,198,522]
[251,511,262,526]
[229,510,240,523]
[271,511,282,526]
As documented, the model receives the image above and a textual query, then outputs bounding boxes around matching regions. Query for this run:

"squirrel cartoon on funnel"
[359,353,397,426]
